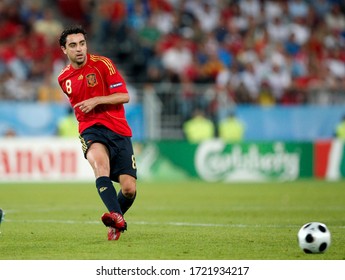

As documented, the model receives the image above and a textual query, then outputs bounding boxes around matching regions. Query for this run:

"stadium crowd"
[0,0,344,110]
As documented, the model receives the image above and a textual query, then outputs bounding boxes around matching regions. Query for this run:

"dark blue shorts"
[79,125,137,182]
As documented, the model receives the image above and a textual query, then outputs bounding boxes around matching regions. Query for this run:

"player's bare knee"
[120,176,136,198]
[122,183,136,198]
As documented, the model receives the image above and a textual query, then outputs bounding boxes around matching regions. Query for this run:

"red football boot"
[107,227,122,241]
[101,212,127,240]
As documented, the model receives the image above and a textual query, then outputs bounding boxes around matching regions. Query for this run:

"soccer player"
[57,26,137,241]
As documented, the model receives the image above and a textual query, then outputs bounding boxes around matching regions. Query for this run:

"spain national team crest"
[86,73,98,87]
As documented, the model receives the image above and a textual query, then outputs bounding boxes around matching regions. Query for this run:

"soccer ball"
[297,222,331,253]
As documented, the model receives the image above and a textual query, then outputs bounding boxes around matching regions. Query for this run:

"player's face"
[62,33,87,68]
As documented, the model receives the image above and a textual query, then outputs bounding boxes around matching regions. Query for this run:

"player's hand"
[74,97,99,113]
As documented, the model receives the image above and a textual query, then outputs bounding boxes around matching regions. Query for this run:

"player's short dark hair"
[59,25,87,47]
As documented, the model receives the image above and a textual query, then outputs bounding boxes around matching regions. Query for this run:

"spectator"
[33,8,63,46]
[161,36,193,82]
[198,46,226,83]
[325,3,345,33]
[2,71,36,100]
[288,16,311,46]
[266,16,290,44]
[0,0,344,114]
[216,63,241,91]
[258,80,275,105]
[284,32,301,56]
[136,14,162,68]
[288,0,309,19]
[57,0,95,30]
[266,62,292,102]
[19,1,44,23]
[57,107,79,138]
[228,2,249,34]
[335,114,345,139]
[183,108,215,143]
[127,0,149,31]
[6,45,31,81]
[192,1,220,33]
[324,47,345,79]
[239,0,261,22]
[253,50,270,82]
[150,2,175,35]
[218,112,245,143]
[263,0,284,21]
[311,0,332,18]
[239,62,261,103]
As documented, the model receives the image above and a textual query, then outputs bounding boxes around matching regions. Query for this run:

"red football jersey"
[58,53,132,136]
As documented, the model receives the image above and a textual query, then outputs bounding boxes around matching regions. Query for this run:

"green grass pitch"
[0,180,344,260]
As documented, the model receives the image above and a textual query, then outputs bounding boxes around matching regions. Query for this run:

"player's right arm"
[74,93,130,114]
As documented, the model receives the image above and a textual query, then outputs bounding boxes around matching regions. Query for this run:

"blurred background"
[0,0,345,182]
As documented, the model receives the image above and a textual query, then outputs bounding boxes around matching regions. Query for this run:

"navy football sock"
[118,190,136,215]
[96,176,122,214]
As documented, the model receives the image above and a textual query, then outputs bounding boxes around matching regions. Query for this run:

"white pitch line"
[3,219,345,229]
